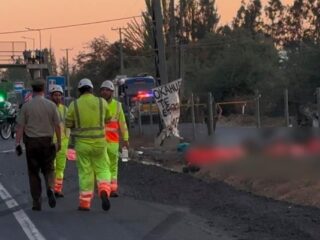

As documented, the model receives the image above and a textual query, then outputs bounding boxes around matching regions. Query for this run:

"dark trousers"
[24,136,56,202]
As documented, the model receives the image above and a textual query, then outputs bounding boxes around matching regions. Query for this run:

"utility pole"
[179,44,185,94]
[317,88,320,128]
[112,27,127,75]
[61,48,73,98]
[152,0,168,85]
[169,0,177,80]
[284,89,290,127]
[255,90,261,128]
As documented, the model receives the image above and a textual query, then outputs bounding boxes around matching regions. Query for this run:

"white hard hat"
[100,80,114,91]
[78,78,93,89]
[49,84,63,94]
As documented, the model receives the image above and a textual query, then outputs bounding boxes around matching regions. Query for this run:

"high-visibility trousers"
[107,142,119,192]
[54,137,69,194]
[75,140,111,209]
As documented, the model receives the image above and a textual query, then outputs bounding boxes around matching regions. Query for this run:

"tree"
[126,0,220,48]
[307,0,320,41]
[284,0,313,47]
[233,0,247,28]
[73,36,146,93]
[194,0,220,39]
[74,36,119,90]
[264,0,286,45]
[47,48,58,75]
[233,0,263,34]
[183,29,285,114]
[284,41,320,103]
[59,57,68,77]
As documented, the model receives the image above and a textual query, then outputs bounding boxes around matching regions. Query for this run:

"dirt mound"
[120,160,320,240]
[196,156,320,209]
[131,135,320,210]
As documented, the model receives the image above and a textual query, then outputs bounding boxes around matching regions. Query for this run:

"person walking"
[100,80,129,197]
[66,78,112,211]
[49,85,69,198]
[15,78,61,211]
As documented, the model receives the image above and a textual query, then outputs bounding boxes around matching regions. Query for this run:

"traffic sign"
[46,76,65,95]
[14,82,25,93]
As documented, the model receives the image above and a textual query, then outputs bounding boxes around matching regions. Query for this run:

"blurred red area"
[185,129,320,167]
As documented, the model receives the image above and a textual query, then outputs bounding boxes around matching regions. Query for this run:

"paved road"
[0,139,231,240]
[2,132,320,240]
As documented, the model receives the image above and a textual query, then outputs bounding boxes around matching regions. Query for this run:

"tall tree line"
[67,0,320,115]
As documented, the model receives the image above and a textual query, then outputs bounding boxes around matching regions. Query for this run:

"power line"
[0,15,142,35]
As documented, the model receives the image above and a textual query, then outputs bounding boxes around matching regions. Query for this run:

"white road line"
[0,149,15,153]
[13,210,46,240]
[0,183,19,209]
[0,146,25,154]
[0,183,46,240]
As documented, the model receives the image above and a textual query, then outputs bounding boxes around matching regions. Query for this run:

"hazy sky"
[0,0,293,64]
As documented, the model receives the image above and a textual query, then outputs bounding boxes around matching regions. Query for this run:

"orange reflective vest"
[105,99,128,143]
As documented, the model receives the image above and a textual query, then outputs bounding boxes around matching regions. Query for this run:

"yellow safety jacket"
[66,94,111,143]
[53,103,69,142]
[105,99,129,143]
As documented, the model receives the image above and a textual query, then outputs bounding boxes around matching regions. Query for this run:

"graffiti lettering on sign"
[152,79,182,137]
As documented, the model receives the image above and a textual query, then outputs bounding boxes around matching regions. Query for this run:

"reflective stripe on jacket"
[66,94,111,141]
[105,99,129,143]
[53,104,69,142]
[58,104,70,138]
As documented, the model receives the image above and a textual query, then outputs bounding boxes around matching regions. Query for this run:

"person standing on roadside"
[15,78,61,211]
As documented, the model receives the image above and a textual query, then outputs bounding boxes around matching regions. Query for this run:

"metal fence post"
[208,92,214,136]
[138,101,142,135]
[191,93,196,140]
[212,94,217,133]
[149,100,153,125]
[317,88,320,128]
[125,96,131,133]
[284,89,290,127]
[255,90,261,128]
[127,105,131,133]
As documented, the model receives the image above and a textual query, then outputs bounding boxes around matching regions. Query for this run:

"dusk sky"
[0,0,293,64]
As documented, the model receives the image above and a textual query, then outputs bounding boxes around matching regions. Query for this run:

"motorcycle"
[0,101,17,140]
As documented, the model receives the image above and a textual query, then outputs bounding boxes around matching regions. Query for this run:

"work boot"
[32,200,41,211]
[47,189,56,208]
[54,192,64,198]
[100,191,110,211]
[110,191,119,198]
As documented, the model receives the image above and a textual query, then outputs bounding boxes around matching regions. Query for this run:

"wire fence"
[128,87,320,143]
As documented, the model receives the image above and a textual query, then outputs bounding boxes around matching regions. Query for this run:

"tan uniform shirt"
[17,95,60,137]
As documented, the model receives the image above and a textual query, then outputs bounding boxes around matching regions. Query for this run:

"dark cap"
[30,78,45,87]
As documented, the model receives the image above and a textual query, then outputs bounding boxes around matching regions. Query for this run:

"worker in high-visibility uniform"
[66,78,112,211]
[50,85,69,198]
[100,80,129,197]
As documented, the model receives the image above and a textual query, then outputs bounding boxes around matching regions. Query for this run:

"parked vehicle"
[0,101,17,140]
[114,75,159,125]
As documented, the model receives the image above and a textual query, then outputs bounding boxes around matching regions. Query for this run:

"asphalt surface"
[0,139,229,240]
[1,137,320,240]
